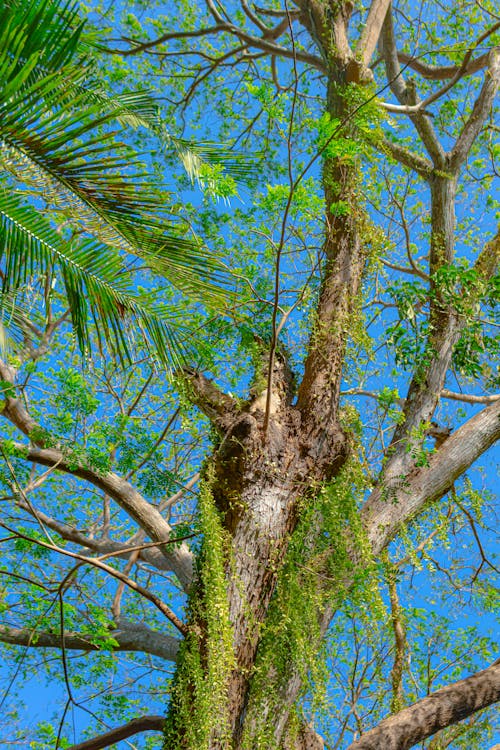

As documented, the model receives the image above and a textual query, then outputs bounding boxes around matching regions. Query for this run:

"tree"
[0,0,499,749]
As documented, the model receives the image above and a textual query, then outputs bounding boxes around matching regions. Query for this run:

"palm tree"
[0,0,236,365]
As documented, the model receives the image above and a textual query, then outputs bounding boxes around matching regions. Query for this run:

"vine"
[164,468,235,749]
[240,458,384,748]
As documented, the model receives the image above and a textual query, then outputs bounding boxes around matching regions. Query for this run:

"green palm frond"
[50,82,260,190]
[0,191,190,365]
[0,0,241,364]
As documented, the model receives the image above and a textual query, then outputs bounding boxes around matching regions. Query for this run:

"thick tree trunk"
[164,53,367,745]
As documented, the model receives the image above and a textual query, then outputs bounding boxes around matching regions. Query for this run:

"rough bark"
[3,3,499,749]
[161,3,500,748]
[346,659,500,750]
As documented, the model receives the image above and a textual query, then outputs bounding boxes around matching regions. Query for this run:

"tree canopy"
[0,0,499,749]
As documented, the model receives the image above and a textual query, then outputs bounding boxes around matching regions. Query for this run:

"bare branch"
[346,659,500,750]
[65,716,164,750]
[449,47,500,172]
[356,0,392,67]
[0,621,180,662]
[362,398,500,553]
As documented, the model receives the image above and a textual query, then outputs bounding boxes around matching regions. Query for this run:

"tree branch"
[378,137,433,179]
[346,659,500,750]
[397,51,491,81]
[0,523,189,635]
[441,389,500,404]
[0,620,180,662]
[362,398,500,553]
[356,0,392,67]
[0,361,194,589]
[4,440,194,589]
[449,46,500,173]
[10,484,188,574]
[378,6,445,165]
[65,716,165,750]
[182,366,240,431]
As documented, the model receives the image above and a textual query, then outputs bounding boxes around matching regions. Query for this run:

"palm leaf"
[0,190,193,366]
[0,0,241,364]
[0,0,231,292]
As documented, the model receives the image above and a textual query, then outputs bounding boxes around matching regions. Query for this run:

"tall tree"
[0,1,498,749]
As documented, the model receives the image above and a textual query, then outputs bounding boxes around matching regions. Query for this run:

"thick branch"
[356,0,392,67]
[66,716,164,750]
[346,659,500,750]
[379,137,433,179]
[381,224,499,486]
[5,440,194,589]
[449,47,500,173]
[362,399,500,553]
[0,620,180,662]
[182,367,240,431]
[12,490,187,574]
[378,6,445,165]
[441,389,500,405]
[0,364,194,588]
[273,401,500,744]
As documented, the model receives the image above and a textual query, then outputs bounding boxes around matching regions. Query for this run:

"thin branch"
[0,523,189,635]
[102,25,228,55]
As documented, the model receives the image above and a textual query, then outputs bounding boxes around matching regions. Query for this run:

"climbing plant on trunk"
[0,1,498,749]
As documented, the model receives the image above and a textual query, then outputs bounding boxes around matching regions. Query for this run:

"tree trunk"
[164,52,367,748]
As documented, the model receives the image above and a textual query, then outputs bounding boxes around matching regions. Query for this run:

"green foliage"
[0,0,237,366]
[241,460,383,748]
[164,471,235,749]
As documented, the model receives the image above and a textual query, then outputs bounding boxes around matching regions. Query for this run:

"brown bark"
[346,659,500,750]
[66,716,164,750]
[4,4,499,749]
[161,4,500,748]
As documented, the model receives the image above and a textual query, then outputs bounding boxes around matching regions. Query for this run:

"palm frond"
[0,0,232,305]
[0,190,192,367]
